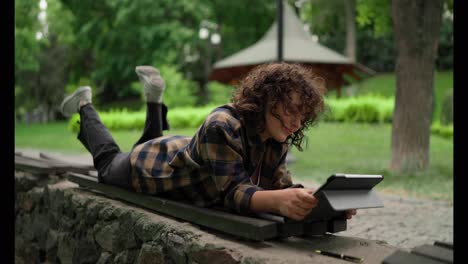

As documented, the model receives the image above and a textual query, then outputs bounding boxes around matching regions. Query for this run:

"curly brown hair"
[232,62,326,151]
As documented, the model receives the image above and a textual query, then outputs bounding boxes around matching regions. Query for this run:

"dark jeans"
[77,103,169,189]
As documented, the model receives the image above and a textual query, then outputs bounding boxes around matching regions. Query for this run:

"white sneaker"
[60,86,92,117]
[135,66,165,103]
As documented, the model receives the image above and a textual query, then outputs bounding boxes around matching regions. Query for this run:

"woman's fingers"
[345,209,357,219]
[289,210,309,221]
[292,198,314,210]
[297,190,318,206]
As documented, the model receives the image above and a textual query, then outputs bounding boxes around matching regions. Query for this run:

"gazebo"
[208,2,375,97]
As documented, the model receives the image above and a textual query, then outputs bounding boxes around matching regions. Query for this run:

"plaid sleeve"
[272,150,295,189]
[199,120,263,214]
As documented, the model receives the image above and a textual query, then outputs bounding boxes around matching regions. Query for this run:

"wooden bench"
[383,241,453,264]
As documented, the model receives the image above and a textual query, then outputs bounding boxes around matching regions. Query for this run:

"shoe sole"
[135,66,160,76]
[135,67,164,90]
[60,86,91,117]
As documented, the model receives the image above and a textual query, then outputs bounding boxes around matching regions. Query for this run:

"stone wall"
[15,170,402,264]
[15,171,264,264]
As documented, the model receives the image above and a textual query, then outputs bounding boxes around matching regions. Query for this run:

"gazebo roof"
[209,2,375,84]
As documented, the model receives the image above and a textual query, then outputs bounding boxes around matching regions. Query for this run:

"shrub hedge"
[69,96,453,139]
[69,105,217,133]
[431,121,453,139]
[323,95,394,123]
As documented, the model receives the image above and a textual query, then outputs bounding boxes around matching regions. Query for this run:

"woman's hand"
[345,209,357,219]
[276,188,318,221]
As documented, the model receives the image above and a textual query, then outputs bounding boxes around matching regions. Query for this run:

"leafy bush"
[117,81,143,98]
[431,122,453,139]
[322,99,347,122]
[440,88,453,125]
[206,81,235,106]
[69,113,80,132]
[67,95,452,142]
[68,105,217,132]
[323,95,394,123]
[68,108,146,133]
[343,103,380,123]
[158,65,198,108]
[166,105,215,129]
[64,77,98,95]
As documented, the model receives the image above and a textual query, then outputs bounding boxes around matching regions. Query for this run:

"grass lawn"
[328,71,453,122]
[353,71,453,99]
[15,121,453,201]
[288,122,453,202]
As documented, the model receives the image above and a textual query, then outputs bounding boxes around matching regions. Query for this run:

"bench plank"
[383,250,447,264]
[15,155,55,174]
[15,153,94,175]
[66,172,278,241]
[39,152,96,175]
[412,244,453,263]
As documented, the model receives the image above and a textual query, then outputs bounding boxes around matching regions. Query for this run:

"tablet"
[304,173,384,221]
[313,173,384,195]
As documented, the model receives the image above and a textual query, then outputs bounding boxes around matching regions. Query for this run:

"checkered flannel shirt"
[129,104,297,214]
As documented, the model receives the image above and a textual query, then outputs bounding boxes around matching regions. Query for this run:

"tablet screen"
[314,173,384,194]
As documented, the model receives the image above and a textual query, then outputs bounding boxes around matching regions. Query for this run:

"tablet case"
[305,174,384,221]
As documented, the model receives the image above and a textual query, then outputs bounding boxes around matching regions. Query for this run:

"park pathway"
[15,147,454,250]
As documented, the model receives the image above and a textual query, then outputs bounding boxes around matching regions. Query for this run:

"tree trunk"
[390,0,443,172]
[344,0,356,62]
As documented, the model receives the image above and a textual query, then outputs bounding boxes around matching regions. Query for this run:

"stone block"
[48,211,59,229]
[16,243,40,264]
[57,233,73,264]
[114,249,138,264]
[188,248,242,264]
[59,215,78,231]
[17,192,35,213]
[15,255,27,264]
[96,252,112,264]
[167,245,188,264]
[134,216,166,242]
[29,187,45,208]
[45,230,59,262]
[98,206,118,221]
[95,221,120,252]
[21,214,36,242]
[83,202,99,226]
[94,219,137,252]
[45,181,77,214]
[135,242,165,264]
[32,213,49,249]
[46,230,58,251]
[15,171,40,193]
[72,238,101,264]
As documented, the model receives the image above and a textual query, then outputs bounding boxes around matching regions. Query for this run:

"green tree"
[59,0,211,103]
[15,0,41,118]
[15,0,76,122]
[436,4,453,70]
[15,0,41,74]
[390,0,444,172]
[300,0,347,54]
[300,0,449,173]
[208,1,276,58]
[299,0,395,72]
[356,0,392,38]
[182,0,276,105]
